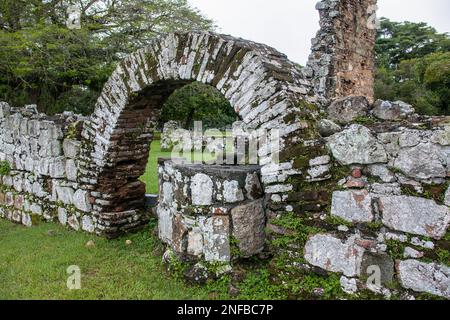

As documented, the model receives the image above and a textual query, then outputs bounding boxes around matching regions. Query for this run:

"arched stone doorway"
[78,32,320,238]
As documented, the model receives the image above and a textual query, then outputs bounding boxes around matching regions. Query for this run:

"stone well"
[157,159,265,263]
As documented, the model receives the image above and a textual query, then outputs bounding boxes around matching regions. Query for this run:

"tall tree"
[375,18,450,115]
[0,0,214,114]
[376,17,450,68]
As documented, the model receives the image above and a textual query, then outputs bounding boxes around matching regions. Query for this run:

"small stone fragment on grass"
[85,240,95,248]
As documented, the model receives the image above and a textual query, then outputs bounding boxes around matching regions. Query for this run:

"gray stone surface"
[0,102,11,118]
[327,96,369,125]
[445,185,450,207]
[223,180,244,204]
[372,100,415,121]
[331,190,373,223]
[379,196,450,239]
[191,173,214,206]
[397,260,450,299]
[63,139,80,159]
[366,165,396,183]
[340,276,358,294]
[304,234,365,277]
[73,189,91,212]
[203,216,231,262]
[231,199,265,257]
[403,247,424,259]
[393,142,448,180]
[327,125,387,165]
[317,119,341,137]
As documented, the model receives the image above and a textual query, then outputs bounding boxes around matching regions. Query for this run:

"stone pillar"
[305,0,378,105]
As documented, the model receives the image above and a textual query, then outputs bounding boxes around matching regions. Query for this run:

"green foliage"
[236,269,287,300]
[160,82,238,130]
[325,214,353,228]
[0,160,11,175]
[367,221,384,231]
[386,239,407,260]
[436,248,450,266]
[375,18,450,115]
[375,52,450,115]
[0,0,214,115]
[376,18,450,68]
[269,213,325,248]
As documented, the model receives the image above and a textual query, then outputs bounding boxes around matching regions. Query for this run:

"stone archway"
[78,32,320,238]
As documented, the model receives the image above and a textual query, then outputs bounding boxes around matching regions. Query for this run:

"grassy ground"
[0,219,230,300]
[140,140,173,194]
[140,139,218,194]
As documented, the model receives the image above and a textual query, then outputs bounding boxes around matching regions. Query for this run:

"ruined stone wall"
[305,0,377,105]
[0,102,97,231]
[267,95,450,299]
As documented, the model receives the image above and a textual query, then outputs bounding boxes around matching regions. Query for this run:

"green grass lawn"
[140,140,173,194]
[140,139,218,194]
[0,219,230,300]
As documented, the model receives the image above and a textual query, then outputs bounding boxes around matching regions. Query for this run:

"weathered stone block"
[223,180,244,203]
[82,215,95,233]
[327,96,369,125]
[73,189,92,212]
[397,260,450,299]
[63,139,81,159]
[331,190,373,223]
[0,102,11,118]
[304,234,365,277]
[372,100,415,121]
[203,216,230,262]
[231,199,265,257]
[317,119,341,137]
[379,196,450,239]
[393,143,448,180]
[191,173,213,206]
[327,125,387,165]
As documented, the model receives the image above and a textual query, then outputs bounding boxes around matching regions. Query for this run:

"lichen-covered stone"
[327,96,369,124]
[231,199,265,257]
[317,119,341,137]
[81,215,95,233]
[327,125,387,165]
[0,102,11,118]
[63,139,81,159]
[366,165,396,183]
[203,216,230,262]
[372,100,415,121]
[340,276,358,294]
[393,143,448,180]
[73,189,92,212]
[331,190,373,223]
[397,260,450,299]
[223,180,244,204]
[379,196,450,239]
[304,234,365,277]
[191,173,214,206]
